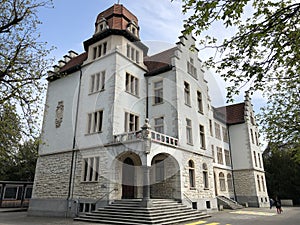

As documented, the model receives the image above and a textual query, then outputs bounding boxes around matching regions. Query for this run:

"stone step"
[75,199,210,224]
[76,212,209,225]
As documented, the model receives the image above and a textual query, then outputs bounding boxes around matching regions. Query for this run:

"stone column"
[141,119,152,207]
[141,166,152,207]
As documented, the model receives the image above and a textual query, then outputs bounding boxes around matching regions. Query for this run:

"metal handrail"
[183,192,193,205]
[94,188,118,205]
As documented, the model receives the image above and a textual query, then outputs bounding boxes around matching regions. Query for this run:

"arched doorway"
[150,153,181,200]
[122,157,135,199]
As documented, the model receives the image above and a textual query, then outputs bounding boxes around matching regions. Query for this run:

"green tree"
[263,143,300,204]
[179,0,300,153]
[0,0,53,137]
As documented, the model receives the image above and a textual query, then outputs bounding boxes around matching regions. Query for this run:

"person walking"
[269,198,274,209]
[274,197,283,214]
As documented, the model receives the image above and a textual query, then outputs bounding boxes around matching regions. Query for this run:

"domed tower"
[83,4,148,63]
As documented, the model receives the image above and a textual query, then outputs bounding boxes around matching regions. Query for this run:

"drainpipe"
[145,76,149,119]
[67,67,83,216]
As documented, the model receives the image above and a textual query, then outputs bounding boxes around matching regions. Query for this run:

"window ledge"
[125,91,140,98]
[185,103,192,107]
[190,187,196,190]
[88,89,105,96]
[85,131,103,136]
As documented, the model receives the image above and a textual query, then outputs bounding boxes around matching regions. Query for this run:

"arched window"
[257,175,261,191]
[219,172,226,191]
[188,160,195,188]
[227,173,233,191]
[202,163,209,189]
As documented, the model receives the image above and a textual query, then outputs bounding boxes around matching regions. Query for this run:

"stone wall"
[32,152,72,199]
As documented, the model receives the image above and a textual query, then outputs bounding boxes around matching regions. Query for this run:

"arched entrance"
[122,157,135,199]
[150,153,181,200]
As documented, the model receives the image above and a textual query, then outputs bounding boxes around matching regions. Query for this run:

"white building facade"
[29,4,269,217]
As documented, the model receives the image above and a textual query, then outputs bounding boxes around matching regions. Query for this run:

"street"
[0,207,299,225]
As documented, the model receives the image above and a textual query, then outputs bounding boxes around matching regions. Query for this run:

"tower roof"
[96,4,139,30]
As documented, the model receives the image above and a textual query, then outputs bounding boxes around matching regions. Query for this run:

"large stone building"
[29,4,269,217]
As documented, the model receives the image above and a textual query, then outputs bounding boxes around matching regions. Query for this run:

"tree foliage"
[263,143,300,204]
[0,0,53,137]
[0,105,38,181]
[180,0,300,150]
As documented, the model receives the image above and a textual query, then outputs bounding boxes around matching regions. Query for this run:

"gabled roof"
[215,103,246,125]
[144,47,177,76]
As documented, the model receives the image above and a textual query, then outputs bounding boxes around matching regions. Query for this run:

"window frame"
[154,117,164,134]
[87,110,103,134]
[199,124,206,149]
[184,81,191,106]
[124,112,139,132]
[89,71,105,94]
[186,118,193,145]
[188,160,196,188]
[125,73,139,96]
[153,80,163,104]
[82,156,100,182]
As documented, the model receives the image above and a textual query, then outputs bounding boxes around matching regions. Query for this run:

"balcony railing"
[113,130,178,148]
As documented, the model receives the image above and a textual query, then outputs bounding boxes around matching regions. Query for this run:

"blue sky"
[37,0,266,110]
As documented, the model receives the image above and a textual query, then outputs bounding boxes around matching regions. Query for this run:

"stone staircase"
[74,199,210,225]
[216,196,244,210]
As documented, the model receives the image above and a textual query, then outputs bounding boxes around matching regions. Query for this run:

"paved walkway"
[0,207,299,225]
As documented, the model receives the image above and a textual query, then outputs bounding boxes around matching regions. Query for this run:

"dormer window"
[127,21,139,37]
[95,18,108,34]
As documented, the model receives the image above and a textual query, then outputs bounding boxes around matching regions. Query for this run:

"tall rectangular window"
[224,150,231,166]
[186,118,193,145]
[184,82,191,106]
[250,129,255,144]
[217,147,223,165]
[154,80,163,104]
[222,126,229,142]
[199,124,206,149]
[154,117,164,133]
[197,91,203,113]
[125,112,139,132]
[93,42,107,59]
[255,132,259,146]
[187,58,197,78]
[211,145,215,163]
[90,71,105,93]
[215,122,221,140]
[125,73,139,96]
[82,156,100,182]
[126,44,139,63]
[209,119,213,136]
[87,110,103,134]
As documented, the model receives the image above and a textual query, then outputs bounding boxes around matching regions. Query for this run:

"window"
[187,58,197,78]
[90,71,105,93]
[224,150,231,166]
[155,160,164,182]
[219,172,226,191]
[126,44,140,63]
[255,132,259,146]
[254,151,258,167]
[189,160,195,188]
[250,129,255,144]
[199,124,206,149]
[197,91,203,113]
[186,118,193,144]
[24,186,33,199]
[222,126,229,142]
[82,156,100,182]
[184,82,191,106]
[250,112,255,125]
[125,112,139,132]
[258,153,262,168]
[154,117,164,133]
[215,122,221,140]
[261,176,265,192]
[257,175,261,191]
[154,80,163,104]
[211,145,215,163]
[203,163,209,189]
[3,186,20,199]
[227,174,233,192]
[87,110,103,134]
[209,119,213,136]
[93,42,107,59]
[125,73,139,96]
[217,147,223,165]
